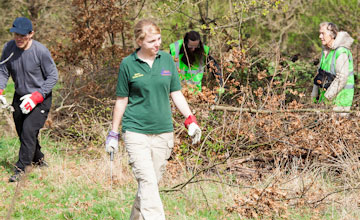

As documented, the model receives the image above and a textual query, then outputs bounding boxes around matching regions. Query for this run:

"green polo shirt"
[116,49,182,134]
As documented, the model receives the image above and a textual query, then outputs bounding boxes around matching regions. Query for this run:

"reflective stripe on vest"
[344,84,354,89]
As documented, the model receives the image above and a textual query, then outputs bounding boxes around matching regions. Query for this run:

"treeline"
[0,0,359,148]
[0,0,358,67]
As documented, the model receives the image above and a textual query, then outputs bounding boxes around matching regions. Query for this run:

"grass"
[2,77,14,104]
[0,132,242,219]
[0,130,360,219]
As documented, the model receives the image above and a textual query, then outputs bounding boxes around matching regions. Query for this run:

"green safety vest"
[169,39,210,91]
[318,47,354,107]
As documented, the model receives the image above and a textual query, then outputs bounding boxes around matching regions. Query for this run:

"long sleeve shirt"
[0,40,58,98]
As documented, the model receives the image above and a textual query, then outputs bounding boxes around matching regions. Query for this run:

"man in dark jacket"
[0,17,58,182]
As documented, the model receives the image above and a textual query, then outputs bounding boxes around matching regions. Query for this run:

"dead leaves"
[227,185,289,219]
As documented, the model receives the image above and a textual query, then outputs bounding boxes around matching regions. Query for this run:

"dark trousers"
[12,92,52,172]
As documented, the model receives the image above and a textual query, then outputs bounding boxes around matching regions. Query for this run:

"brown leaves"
[176,79,360,173]
[227,185,289,219]
[254,87,264,97]
[257,70,268,80]
[222,47,249,76]
[62,0,136,68]
[181,86,216,104]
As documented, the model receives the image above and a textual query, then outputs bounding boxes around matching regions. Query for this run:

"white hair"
[319,22,338,39]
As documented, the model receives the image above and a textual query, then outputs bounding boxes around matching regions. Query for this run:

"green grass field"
[1,131,359,219]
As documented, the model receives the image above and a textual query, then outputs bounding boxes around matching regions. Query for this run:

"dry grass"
[1,131,360,219]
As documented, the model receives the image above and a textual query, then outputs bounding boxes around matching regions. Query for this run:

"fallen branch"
[309,187,360,207]
[161,148,235,193]
[281,187,360,207]
[164,178,254,189]
[162,119,321,192]
[242,120,320,150]
[211,105,359,114]
[55,104,76,112]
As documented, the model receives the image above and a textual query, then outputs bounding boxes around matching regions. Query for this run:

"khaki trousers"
[124,131,174,220]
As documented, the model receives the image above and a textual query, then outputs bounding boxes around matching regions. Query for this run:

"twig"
[161,148,235,192]
[256,177,275,206]
[87,95,104,104]
[55,104,76,112]
[164,178,254,189]
[6,166,32,219]
[194,126,222,172]
[309,187,360,207]
[211,105,359,114]
[280,187,360,207]
[75,112,87,142]
[242,121,320,150]
[199,184,210,210]
[130,0,145,20]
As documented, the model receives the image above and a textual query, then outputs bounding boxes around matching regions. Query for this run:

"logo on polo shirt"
[132,73,144,79]
[161,69,171,76]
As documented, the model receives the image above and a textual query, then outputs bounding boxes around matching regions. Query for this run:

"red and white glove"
[0,89,7,106]
[19,91,44,114]
[184,115,201,144]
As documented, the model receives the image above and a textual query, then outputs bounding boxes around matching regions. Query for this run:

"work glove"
[184,115,201,144]
[19,91,44,114]
[0,89,7,106]
[105,131,119,153]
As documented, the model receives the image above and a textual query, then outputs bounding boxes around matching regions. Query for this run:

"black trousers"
[12,92,52,172]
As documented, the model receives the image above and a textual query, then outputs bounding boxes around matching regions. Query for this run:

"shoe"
[9,170,23,182]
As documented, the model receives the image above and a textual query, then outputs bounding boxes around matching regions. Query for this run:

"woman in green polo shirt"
[105,19,201,220]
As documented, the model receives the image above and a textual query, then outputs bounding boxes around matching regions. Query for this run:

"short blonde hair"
[134,19,161,44]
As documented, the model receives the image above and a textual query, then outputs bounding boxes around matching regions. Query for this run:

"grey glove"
[105,131,119,153]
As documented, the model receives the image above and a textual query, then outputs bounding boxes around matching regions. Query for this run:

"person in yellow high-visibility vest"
[169,31,223,93]
[312,22,355,116]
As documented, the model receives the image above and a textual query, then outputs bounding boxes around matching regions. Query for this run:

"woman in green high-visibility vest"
[169,31,223,92]
[311,22,355,116]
